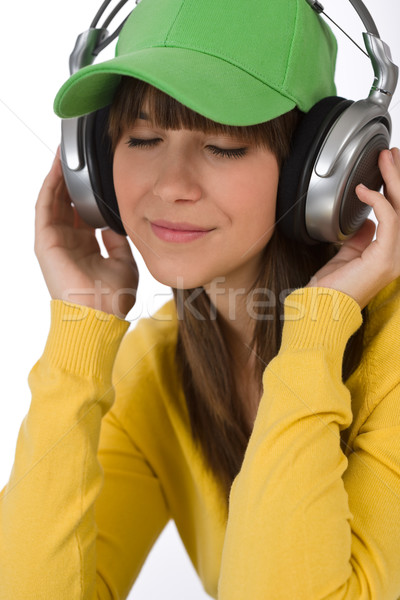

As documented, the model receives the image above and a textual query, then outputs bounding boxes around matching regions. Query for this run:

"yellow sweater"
[1,284,400,599]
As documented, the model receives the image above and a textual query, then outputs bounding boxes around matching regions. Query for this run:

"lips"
[149,219,215,243]
[150,219,214,232]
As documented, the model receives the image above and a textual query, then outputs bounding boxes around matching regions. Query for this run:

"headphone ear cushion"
[277,96,353,244]
[85,107,127,235]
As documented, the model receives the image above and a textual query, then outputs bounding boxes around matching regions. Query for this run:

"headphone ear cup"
[277,96,353,244]
[85,107,127,235]
[335,126,388,237]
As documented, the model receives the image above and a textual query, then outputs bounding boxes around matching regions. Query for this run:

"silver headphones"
[60,0,399,243]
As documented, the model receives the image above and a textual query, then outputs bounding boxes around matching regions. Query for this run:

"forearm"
[219,287,363,599]
[0,300,129,600]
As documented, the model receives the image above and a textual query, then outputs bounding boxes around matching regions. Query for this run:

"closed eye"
[207,146,248,159]
[126,137,248,159]
[126,137,161,148]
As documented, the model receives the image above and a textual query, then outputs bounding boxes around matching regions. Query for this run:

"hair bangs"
[108,77,301,164]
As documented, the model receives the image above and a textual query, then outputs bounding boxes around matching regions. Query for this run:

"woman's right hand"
[34,149,139,318]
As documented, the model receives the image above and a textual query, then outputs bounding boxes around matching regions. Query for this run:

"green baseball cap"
[54,0,337,125]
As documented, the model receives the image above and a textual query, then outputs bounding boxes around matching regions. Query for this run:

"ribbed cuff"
[42,300,130,379]
[280,287,362,355]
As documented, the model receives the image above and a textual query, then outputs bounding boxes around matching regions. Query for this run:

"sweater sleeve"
[218,286,400,599]
[0,300,169,600]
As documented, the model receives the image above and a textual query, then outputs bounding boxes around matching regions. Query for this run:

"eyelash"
[126,137,248,159]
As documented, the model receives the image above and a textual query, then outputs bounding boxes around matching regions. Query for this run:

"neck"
[204,276,257,372]
[204,279,264,428]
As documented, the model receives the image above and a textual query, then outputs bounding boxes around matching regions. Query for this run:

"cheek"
[223,161,279,225]
[232,165,279,257]
[113,153,131,213]
[112,153,148,219]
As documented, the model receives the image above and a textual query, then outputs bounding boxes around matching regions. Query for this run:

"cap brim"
[54,47,296,125]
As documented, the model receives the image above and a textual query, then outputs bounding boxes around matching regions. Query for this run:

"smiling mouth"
[150,219,214,232]
[149,220,215,243]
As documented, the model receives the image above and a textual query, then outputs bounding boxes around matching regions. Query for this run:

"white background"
[0,1,399,598]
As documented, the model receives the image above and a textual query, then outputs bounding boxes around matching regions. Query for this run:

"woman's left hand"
[307,147,400,309]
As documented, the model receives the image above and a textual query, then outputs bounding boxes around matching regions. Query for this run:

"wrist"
[41,300,130,379]
[281,286,362,355]
[58,284,136,319]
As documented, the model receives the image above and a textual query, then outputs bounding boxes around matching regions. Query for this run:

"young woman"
[1,0,400,598]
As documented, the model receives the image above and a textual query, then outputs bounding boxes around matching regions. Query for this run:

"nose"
[153,149,203,204]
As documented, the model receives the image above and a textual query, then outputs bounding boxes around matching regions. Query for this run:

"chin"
[145,263,212,290]
[153,272,206,290]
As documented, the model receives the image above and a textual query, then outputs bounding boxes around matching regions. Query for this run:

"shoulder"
[366,276,400,339]
[113,298,178,386]
[108,298,185,435]
[107,300,190,466]
[342,278,400,450]
[363,276,400,360]
[352,277,400,408]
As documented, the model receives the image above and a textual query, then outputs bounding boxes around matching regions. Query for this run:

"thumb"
[342,218,376,255]
[101,228,135,262]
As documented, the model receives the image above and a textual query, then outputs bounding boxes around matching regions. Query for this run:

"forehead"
[132,100,253,139]
[109,78,287,156]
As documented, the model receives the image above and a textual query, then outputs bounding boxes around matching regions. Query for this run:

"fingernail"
[357,183,367,190]
[388,149,394,163]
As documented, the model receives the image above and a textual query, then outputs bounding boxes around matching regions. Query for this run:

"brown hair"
[108,76,299,164]
[108,77,366,500]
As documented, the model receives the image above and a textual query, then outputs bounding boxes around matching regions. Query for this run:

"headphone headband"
[69,0,398,112]
[306,0,379,36]
[306,0,398,109]
[60,0,399,242]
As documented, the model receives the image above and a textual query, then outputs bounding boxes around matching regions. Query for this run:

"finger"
[51,148,84,227]
[356,184,399,249]
[378,148,400,213]
[52,176,75,226]
[72,205,95,231]
[101,228,135,262]
[35,151,64,232]
[37,151,62,205]
[392,146,400,168]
